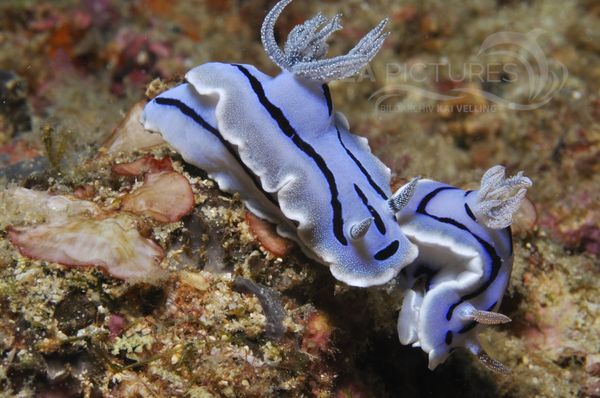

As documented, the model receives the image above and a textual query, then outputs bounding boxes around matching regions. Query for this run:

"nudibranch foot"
[395,165,531,371]
[473,165,533,229]
[261,0,389,82]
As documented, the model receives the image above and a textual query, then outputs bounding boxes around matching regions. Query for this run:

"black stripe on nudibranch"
[374,240,399,261]
[338,128,388,200]
[354,184,386,234]
[322,84,333,117]
[416,187,504,322]
[233,64,348,246]
[153,97,279,208]
[464,203,477,222]
[445,331,453,345]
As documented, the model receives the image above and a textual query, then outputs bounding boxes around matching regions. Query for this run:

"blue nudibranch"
[141,0,532,373]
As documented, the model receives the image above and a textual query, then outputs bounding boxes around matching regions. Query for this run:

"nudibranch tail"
[261,0,389,81]
[474,165,532,229]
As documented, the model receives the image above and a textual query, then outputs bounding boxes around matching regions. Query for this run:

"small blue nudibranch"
[141,0,532,372]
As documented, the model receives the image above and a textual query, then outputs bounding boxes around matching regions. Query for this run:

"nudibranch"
[142,0,419,287]
[395,166,532,372]
[140,0,533,372]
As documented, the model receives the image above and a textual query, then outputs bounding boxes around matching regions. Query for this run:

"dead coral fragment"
[121,171,194,223]
[8,215,165,283]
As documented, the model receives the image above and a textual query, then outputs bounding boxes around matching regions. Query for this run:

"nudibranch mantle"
[141,0,533,373]
[142,1,417,287]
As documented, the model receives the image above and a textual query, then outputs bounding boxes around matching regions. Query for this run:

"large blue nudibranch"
[141,0,532,372]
